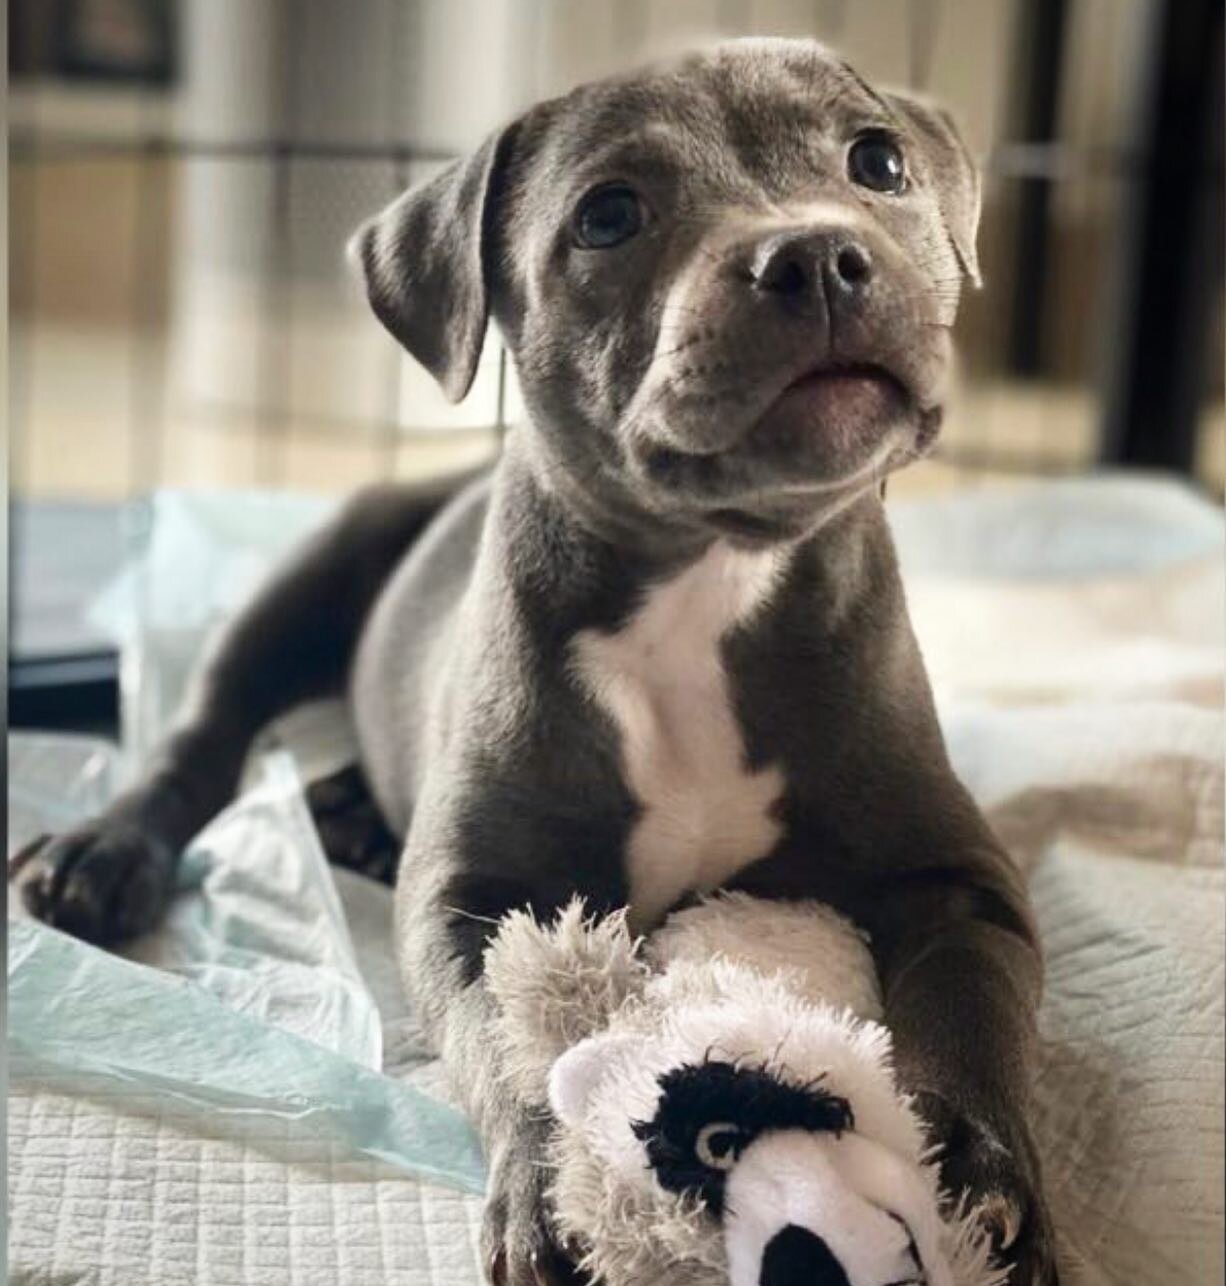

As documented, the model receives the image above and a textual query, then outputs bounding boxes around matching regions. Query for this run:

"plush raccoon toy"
[485,893,1006,1286]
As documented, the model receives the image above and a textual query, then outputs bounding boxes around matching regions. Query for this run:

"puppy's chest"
[572,546,786,929]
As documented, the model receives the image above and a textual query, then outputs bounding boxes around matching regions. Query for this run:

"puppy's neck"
[510,427,708,567]
[491,425,887,631]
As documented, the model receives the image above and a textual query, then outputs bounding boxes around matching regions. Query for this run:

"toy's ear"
[883,89,982,288]
[549,1033,644,1128]
[347,118,521,402]
[485,900,648,1107]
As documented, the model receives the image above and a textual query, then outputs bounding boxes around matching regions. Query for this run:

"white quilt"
[9,477,1224,1285]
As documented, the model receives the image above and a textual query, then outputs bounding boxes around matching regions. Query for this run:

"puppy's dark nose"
[751,230,873,314]
[759,1225,851,1286]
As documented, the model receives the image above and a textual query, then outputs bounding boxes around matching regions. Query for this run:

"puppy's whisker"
[442,905,503,927]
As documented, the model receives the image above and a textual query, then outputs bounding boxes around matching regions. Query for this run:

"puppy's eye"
[848,134,907,194]
[574,184,645,249]
[694,1122,745,1172]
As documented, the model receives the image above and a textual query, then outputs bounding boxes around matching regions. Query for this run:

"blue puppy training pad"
[131,751,384,1068]
[87,488,339,764]
[7,747,487,1199]
[8,919,487,1197]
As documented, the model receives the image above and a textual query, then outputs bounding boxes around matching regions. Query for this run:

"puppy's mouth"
[751,360,914,446]
[642,360,924,476]
[689,367,926,542]
[633,351,942,544]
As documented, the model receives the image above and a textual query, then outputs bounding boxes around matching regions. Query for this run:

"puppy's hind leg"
[307,763,400,886]
[12,470,483,945]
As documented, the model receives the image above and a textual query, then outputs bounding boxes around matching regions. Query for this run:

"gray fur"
[14,40,1057,1286]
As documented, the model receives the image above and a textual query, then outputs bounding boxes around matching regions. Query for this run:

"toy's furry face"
[486,898,1004,1286]
[547,973,986,1286]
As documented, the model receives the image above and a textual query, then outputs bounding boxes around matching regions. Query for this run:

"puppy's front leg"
[865,845,1059,1285]
[397,855,594,1286]
[438,984,582,1285]
[483,1113,584,1286]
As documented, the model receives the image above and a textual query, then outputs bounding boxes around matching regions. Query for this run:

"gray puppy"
[16,39,1057,1286]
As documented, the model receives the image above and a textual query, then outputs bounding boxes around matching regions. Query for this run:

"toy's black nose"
[759,1224,851,1286]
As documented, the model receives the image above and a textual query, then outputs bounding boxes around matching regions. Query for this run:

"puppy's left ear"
[886,92,982,288]
[347,121,521,402]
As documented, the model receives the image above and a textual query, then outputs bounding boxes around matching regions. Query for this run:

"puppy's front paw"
[917,1091,1060,1285]
[10,821,174,946]
[482,1125,585,1286]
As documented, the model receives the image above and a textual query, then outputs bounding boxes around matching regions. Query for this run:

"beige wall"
[11,157,174,328]
[16,0,1216,501]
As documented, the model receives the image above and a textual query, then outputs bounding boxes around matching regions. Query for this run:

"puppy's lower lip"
[778,363,909,419]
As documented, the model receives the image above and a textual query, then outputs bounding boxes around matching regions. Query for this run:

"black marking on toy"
[630,1060,854,1216]
[762,1225,852,1285]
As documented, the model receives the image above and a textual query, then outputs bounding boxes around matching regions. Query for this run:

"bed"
[8,474,1224,1285]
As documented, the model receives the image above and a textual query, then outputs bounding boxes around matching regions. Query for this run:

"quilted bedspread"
[8,477,1224,1285]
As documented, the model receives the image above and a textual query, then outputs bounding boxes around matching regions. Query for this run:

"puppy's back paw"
[10,822,175,946]
[306,763,400,885]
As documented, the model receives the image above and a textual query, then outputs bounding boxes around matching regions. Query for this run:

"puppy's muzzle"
[625,216,946,520]
[749,227,874,322]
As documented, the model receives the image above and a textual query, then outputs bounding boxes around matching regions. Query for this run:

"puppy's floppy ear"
[347,121,520,402]
[886,91,982,288]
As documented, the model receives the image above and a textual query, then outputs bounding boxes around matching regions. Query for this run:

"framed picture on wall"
[50,0,177,86]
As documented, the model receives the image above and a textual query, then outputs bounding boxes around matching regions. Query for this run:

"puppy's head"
[351,39,981,545]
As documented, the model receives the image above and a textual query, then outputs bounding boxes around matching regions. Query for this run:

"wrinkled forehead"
[525,41,896,203]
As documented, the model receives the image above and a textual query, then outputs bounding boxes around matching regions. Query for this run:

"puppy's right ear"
[884,90,982,289]
[347,121,520,403]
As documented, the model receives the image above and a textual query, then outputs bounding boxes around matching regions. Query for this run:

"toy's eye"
[848,133,907,194]
[694,1122,745,1172]
[573,184,645,249]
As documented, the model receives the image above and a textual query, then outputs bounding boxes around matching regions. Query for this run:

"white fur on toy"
[485,893,1005,1286]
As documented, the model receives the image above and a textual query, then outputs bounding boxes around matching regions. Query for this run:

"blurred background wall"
[11,0,1223,501]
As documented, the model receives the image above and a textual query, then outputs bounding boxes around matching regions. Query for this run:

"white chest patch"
[572,543,787,930]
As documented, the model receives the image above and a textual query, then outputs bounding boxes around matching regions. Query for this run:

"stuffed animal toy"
[485,892,1006,1286]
